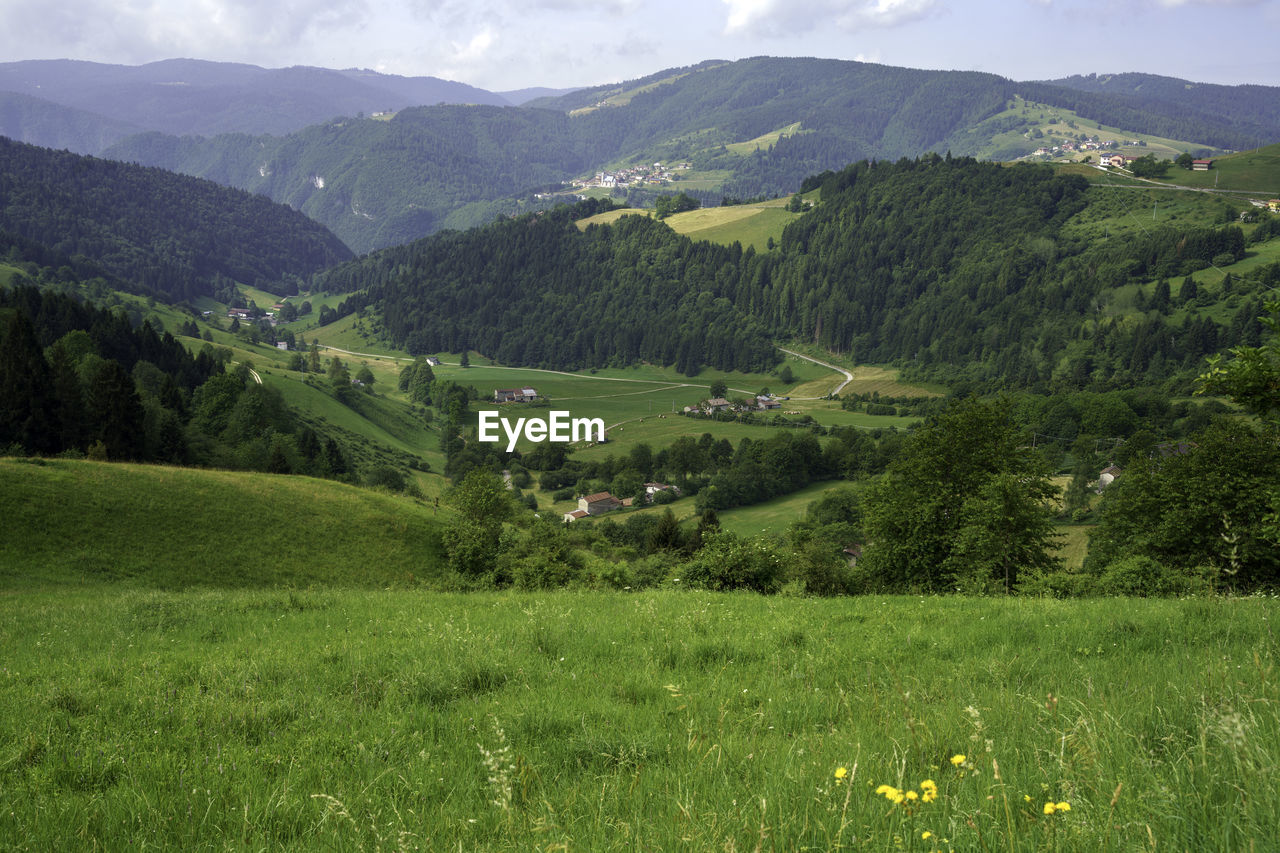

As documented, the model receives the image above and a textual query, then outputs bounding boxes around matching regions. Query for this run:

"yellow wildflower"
[1024,794,1032,803]
[905,790,919,801]
[1055,801,1071,812]
[1043,802,1057,815]
[921,779,938,802]
[876,784,897,797]
[835,766,848,782]
[950,754,966,766]
[922,831,933,840]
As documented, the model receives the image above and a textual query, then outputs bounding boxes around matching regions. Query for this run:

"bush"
[680,530,784,593]
[1094,555,1208,597]
[552,487,575,502]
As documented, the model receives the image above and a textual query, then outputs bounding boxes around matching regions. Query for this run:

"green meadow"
[1,587,1275,851]
[0,458,447,588]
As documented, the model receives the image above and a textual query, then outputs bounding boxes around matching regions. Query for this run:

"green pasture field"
[0,458,446,589]
[238,284,285,310]
[677,205,802,251]
[724,122,804,156]
[302,311,405,357]
[1054,523,1091,571]
[259,371,446,475]
[1,588,1275,851]
[0,262,24,286]
[1145,143,1280,195]
[718,481,842,537]
[1064,181,1237,242]
[576,197,798,251]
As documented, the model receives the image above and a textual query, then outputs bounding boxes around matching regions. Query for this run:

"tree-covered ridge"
[319,199,779,374]
[0,136,353,301]
[330,156,1264,386]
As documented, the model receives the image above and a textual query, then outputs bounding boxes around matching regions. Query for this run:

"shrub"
[1095,555,1208,597]
[680,530,784,593]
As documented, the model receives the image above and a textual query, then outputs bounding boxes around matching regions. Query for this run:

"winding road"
[777,347,853,397]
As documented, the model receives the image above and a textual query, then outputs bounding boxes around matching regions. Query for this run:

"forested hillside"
[107,106,615,253]
[319,156,1274,388]
[0,283,367,481]
[1040,73,1280,151]
[317,198,780,373]
[0,137,352,301]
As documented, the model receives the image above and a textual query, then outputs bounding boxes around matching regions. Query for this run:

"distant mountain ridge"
[0,58,512,152]
[97,56,1280,252]
[5,56,1280,253]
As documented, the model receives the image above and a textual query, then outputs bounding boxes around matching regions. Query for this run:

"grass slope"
[577,199,806,252]
[0,458,446,588]
[1,590,1275,850]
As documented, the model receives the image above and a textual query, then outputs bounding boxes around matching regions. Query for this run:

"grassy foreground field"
[1,589,1275,851]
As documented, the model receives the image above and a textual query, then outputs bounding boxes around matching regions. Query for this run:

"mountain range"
[4,57,1280,253]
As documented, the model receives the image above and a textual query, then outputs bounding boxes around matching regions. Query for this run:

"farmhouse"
[494,387,539,403]
[425,357,441,366]
[756,395,782,410]
[1098,465,1122,491]
[1269,199,1280,213]
[579,492,622,515]
[1192,159,1213,171]
[705,397,731,412]
[644,482,681,499]
[563,509,589,523]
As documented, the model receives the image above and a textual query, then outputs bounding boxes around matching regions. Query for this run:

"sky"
[1,0,1277,92]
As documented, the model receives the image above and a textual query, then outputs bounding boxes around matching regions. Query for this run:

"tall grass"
[1,590,1276,850]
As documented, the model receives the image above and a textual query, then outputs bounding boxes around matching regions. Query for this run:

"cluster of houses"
[572,161,691,190]
[561,483,681,523]
[684,395,784,415]
[1095,153,1214,170]
[1032,137,1111,157]
[226,302,288,327]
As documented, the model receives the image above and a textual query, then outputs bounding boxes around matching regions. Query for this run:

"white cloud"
[0,0,370,65]
[723,0,939,36]
[1151,0,1264,5]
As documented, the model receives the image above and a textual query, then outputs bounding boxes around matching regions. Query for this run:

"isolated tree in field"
[860,397,1061,593]
[709,379,728,398]
[444,469,516,580]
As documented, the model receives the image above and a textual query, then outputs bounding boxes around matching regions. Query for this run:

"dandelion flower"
[1044,802,1057,815]
[906,790,919,801]
[1024,794,1032,803]
[950,754,966,766]
[1056,801,1071,812]
[876,784,897,797]
[922,831,933,840]
[834,766,848,782]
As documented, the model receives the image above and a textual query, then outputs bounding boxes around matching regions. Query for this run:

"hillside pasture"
[1,589,1275,851]
[0,458,446,589]
[724,121,804,156]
